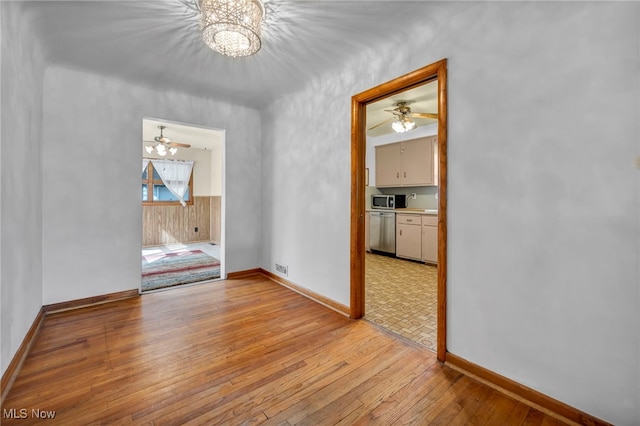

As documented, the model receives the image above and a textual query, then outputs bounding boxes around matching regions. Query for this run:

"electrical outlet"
[275,263,288,276]
[194,227,198,232]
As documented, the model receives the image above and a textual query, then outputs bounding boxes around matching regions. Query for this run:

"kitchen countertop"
[367,208,438,215]
[395,208,438,215]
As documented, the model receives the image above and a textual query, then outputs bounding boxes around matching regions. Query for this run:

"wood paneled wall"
[143,196,220,246]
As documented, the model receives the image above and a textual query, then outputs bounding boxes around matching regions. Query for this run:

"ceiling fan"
[368,101,438,132]
[144,125,191,156]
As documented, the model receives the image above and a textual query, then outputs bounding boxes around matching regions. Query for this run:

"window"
[142,161,193,205]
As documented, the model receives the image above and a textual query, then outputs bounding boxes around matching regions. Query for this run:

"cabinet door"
[401,138,434,186]
[375,143,402,187]
[396,224,422,260]
[421,225,438,264]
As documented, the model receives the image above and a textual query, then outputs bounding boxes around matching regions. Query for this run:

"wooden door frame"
[350,59,448,362]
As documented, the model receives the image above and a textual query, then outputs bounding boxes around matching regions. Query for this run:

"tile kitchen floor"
[365,252,437,351]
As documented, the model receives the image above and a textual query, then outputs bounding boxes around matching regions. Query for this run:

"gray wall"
[0,3,46,373]
[42,65,261,304]
[260,2,639,424]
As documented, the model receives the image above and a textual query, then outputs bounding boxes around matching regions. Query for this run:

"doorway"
[141,117,226,293]
[350,59,448,361]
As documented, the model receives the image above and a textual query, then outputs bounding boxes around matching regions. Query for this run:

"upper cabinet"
[375,136,438,187]
[375,143,402,187]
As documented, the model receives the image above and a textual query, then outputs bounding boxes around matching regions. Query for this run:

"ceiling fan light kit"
[368,100,438,135]
[198,0,265,58]
[392,118,416,133]
[145,125,190,157]
[145,145,178,157]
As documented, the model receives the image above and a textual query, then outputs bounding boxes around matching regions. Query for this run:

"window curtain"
[151,159,194,207]
[142,158,150,173]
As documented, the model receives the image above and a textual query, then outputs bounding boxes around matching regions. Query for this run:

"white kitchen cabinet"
[375,136,437,187]
[396,214,422,260]
[375,143,402,187]
[401,138,434,186]
[421,214,438,264]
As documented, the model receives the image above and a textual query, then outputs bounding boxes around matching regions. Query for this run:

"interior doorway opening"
[141,117,226,293]
[350,59,448,361]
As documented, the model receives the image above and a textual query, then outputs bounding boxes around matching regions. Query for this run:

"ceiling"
[20,1,469,109]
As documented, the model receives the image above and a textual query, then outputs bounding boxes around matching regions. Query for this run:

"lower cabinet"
[394,213,438,264]
[396,214,422,260]
[421,215,438,264]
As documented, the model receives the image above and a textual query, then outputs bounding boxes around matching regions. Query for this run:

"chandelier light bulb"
[145,145,154,154]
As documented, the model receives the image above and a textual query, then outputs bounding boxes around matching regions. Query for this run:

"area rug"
[141,249,220,292]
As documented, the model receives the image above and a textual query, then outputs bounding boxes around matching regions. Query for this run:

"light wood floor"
[3,275,566,425]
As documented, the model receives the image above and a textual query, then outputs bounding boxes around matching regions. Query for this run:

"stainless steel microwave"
[371,194,406,210]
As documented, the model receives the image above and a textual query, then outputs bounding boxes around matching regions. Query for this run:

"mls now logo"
[3,408,56,419]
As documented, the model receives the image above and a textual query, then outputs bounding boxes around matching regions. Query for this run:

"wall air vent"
[275,263,288,276]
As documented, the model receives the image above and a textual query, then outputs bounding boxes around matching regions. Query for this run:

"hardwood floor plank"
[394,372,474,424]
[3,275,569,425]
[506,401,539,425]
[350,361,459,425]
[261,346,415,425]
[306,348,433,426]
[439,383,513,426]
[522,407,548,426]
[438,379,490,424]
[192,330,402,424]
[261,337,406,421]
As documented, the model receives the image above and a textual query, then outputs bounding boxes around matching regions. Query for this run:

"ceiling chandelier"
[197,0,265,58]
[392,117,417,133]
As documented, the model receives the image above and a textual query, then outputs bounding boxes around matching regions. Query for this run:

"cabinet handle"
[404,172,407,178]
[396,172,399,179]
[399,229,402,236]
[407,219,412,222]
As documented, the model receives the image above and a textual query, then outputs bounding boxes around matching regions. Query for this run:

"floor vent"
[275,263,288,276]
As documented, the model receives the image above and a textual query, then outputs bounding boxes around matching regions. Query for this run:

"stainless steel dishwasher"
[369,210,396,254]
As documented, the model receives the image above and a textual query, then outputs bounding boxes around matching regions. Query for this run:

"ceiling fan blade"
[167,142,191,148]
[408,112,438,119]
[384,109,402,116]
[368,116,394,131]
